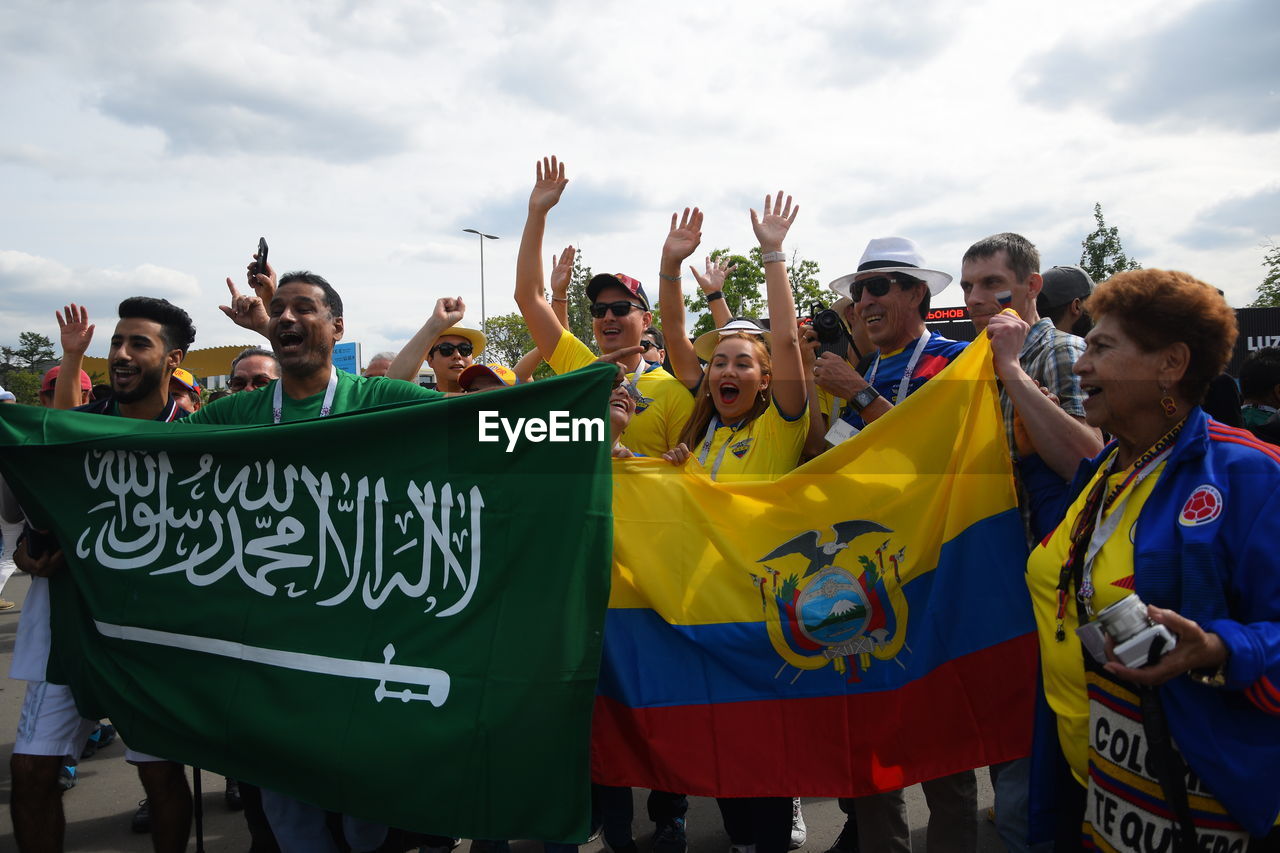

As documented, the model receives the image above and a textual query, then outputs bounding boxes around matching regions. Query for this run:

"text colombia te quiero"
[477,410,606,453]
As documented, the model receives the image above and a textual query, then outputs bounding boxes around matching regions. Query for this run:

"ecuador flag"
[595,334,1037,796]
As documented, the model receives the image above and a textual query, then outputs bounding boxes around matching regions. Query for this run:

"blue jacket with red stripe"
[1062,407,1280,835]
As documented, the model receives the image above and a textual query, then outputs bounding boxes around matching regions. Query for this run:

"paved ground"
[0,572,1007,851]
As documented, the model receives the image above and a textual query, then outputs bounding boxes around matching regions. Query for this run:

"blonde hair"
[678,332,774,449]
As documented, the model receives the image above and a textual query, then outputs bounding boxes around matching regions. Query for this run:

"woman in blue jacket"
[1024,269,1279,851]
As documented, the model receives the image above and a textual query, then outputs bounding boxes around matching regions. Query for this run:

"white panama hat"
[829,236,953,298]
[694,318,772,362]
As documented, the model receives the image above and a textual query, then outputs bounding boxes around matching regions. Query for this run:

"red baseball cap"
[41,366,93,394]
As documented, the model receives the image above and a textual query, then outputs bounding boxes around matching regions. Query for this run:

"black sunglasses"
[590,301,644,319]
[430,342,474,357]
[851,276,898,301]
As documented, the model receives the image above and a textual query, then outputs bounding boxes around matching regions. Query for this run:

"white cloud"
[0,0,1277,366]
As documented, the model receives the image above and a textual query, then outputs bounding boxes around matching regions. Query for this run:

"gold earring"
[1159,384,1177,417]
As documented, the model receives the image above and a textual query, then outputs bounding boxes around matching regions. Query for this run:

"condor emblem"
[1178,485,1222,526]
[752,520,911,684]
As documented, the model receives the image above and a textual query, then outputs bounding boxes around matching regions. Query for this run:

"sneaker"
[0,598,15,610]
[653,818,687,853]
[789,799,806,850]
[823,818,859,853]
[80,722,117,759]
[225,778,243,811]
[132,799,151,834]
[58,765,77,790]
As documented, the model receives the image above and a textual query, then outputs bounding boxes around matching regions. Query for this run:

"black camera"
[812,305,854,362]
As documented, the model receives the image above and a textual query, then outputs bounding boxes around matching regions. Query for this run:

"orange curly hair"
[1085,269,1237,403]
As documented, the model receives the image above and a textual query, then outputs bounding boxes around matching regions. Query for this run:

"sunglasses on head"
[430,342,474,357]
[590,301,644,319]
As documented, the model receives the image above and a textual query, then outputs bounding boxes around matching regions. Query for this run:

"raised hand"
[432,296,466,328]
[219,277,270,334]
[550,245,576,297]
[689,255,737,296]
[247,255,278,306]
[56,303,95,357]
[661,207,703,266]
[529,155,568,215]
[750,191,799,252]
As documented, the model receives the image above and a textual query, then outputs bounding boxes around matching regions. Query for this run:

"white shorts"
[124,746,167,764]
[13,681,97,763]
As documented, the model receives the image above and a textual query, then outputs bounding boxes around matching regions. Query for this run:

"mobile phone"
[255,237,269,278]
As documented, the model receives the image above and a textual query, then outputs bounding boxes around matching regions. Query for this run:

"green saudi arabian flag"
[0,365,617,843]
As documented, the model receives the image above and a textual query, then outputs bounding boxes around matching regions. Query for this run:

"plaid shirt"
[1002,317,1086,460]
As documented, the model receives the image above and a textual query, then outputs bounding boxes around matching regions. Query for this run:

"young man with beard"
[16,297,197,853]
[515,156,694,459]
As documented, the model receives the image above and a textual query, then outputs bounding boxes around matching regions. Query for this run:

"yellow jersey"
[1026,451,1166,784]
[687,399,808,483]
[548,330,693,458]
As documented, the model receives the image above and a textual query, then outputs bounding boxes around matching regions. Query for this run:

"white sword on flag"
[94,621,450,707]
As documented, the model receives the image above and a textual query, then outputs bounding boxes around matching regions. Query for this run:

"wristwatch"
[849,385,880,413]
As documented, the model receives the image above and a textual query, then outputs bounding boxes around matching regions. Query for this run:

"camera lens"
[1094,594,1151,644]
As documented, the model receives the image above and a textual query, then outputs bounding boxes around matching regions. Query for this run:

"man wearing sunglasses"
[812,238,975,853]
[228,347,280,394]
[514,156,693,457]
[815,237,967,437]
[385,313,486,393]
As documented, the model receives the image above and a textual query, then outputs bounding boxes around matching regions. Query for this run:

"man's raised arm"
[514,156,572,357]
[385,297,468,381]
[53,303,94,410]
[657,207,704,390]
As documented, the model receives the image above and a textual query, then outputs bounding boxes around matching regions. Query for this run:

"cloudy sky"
[1,0,1276,367]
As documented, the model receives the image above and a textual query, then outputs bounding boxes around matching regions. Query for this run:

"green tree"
[681,247,822,337]
[4,370,41,405]
[683,249,766,338]
[482,313,536,368]
[786,251,826,317]
[1080,203,1141,283]
[1249,242,1280,308]
[562,249,597,350]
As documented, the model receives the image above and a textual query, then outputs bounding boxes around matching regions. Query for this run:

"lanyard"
[866,331,931,405]
[1053,420,1184,638]
[696,416,748,481]
[272,369,338,425]
[1076,444,1174,616]
[625,358,657,400]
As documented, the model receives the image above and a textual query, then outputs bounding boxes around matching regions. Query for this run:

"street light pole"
[462,228,499,329]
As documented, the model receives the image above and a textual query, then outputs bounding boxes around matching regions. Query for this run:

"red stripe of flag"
[591,633,1037,797]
